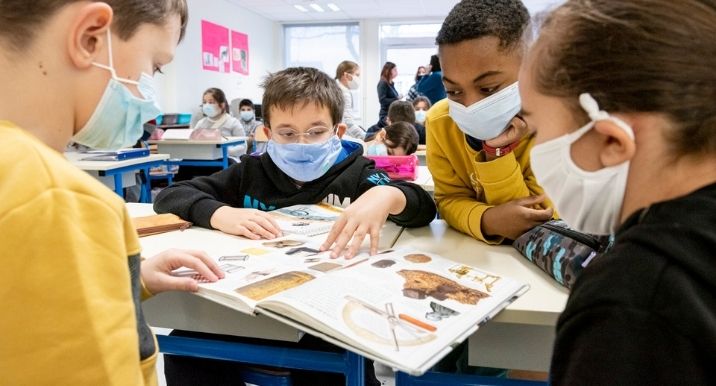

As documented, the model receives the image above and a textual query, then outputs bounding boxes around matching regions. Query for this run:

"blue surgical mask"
[447,82,521,140]
[202,103,221,118]
[267,135,343,182]
[240,110,255,121]
[415,110,427,124]
[366,143,388,156]
[72,29,161,150]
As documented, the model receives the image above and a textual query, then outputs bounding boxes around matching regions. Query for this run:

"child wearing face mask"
[412,96,431,126]
[364,121,420,156]
[191,87,245,143]
[236,98,266,153]
[522,0,716,384]
[155,66,436,386]
[426,0,556,244]
[0,1,225,384]
[365,100,426,145]
[335,60,366,140]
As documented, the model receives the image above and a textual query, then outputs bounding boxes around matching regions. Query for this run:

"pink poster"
[231,30,249,75]
[201,20,230,73]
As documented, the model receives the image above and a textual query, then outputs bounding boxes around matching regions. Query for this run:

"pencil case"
[512,220,612,289]
[365,155,418,181]
[132,213,192,237]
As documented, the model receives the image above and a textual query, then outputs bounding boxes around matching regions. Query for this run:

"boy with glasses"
[155,67,436,259]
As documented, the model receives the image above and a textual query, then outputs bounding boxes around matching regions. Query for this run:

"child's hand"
[484,116,531,149]
[320,186,406,259]
[210,206,282,240]
[481,195,554,240]
[141,249,225,294]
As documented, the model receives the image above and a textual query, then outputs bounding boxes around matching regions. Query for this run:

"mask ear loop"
[90,29,141,86]
[579,93,635,140]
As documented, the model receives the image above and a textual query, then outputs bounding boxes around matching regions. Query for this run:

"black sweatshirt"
[550,182,716,385]
[154,140,436,229]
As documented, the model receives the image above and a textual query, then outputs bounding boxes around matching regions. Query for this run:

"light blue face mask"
[267,134,343,182]
[415,110,427,124]
[366,143,388,156]
[202,103,221,118]
[72,30,161,150]
[240,110,255,121]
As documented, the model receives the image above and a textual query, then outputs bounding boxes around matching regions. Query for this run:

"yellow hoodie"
[0,121,157,386]
[425,100,554,244]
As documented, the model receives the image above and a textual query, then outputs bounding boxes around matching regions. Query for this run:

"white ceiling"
[226,0,561,23]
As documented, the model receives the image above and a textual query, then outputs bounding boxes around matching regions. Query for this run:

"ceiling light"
[327,3,340,11]
[294,4,308,12]
[309,3,325,12]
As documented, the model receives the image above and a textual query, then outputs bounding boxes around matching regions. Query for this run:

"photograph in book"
[268,203,343,236]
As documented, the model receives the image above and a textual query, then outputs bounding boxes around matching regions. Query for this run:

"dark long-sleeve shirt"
[550,182,716,385]
[154,140,436,229]
[377,79,399,124]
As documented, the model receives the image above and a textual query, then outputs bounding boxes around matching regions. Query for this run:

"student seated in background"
[412,95,431,127]
[0,1,224,384]
[237,98,265,153]
[366,100,426,144]
[522,0,716,383]
[192,87,245,143]
[364,121,419,156]
[154,66,436,386]
[426,0,555,245]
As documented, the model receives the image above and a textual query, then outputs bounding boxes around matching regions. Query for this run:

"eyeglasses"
[273,126,335,144]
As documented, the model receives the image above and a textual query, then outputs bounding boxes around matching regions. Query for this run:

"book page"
[268,204,342,237]
[160,128,193,140]
[259,248,528,372]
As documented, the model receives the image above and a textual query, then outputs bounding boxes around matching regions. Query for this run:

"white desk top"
[148,136,247,146]
[414,165,434,192]
[394,220,568,326]
[65,152,169,171]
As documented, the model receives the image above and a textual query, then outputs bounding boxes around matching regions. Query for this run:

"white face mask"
[447,82,521,140]
[346,73,360,90]
[530,93,635,235]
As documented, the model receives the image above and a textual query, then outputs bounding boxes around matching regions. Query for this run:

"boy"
[237,98,266,153]
[155,66,436,386]
[426,0,555,244]
[366,100,426,144]
[154,66,436,258]
[0,1,223,385]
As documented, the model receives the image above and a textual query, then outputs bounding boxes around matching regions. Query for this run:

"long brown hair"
[203,87,229,115]
[532,0,716,156]
[380,61,397,83]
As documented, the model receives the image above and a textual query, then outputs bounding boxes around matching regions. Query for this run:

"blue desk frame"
[165,140,245,170]
[156,334,365,386]
[98,159,167,203]
[395,371,548,386]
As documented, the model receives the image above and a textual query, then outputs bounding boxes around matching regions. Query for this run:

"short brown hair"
[261,67,344,128]
[533,0,716,157]
[388,101,417,124]
[335,60,359,79]
[0,0,188,51]
[384,121,419,155]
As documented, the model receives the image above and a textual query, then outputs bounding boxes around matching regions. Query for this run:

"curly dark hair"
[436,0,529,50]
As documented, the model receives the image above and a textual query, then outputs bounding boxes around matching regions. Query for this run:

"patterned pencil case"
[513,220,612,289]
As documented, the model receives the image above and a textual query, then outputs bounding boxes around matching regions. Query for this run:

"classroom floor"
[152,328,396,386]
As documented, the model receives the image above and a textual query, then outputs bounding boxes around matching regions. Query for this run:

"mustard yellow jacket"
[0,121,157,386]
[425,100,555,244]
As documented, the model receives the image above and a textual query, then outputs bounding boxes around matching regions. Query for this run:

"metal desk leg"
[221,145,229,169]
[141,167,151,203]
[113,173,123,197]
[344,351,365,386]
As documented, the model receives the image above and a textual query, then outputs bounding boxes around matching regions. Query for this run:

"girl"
[191,87,244,141]
[520,0,716,383]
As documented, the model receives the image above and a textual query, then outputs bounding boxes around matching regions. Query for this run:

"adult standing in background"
[335,60,366,140]
[375,61,401,129]
[407,65,428,101]
[417,55,447,105]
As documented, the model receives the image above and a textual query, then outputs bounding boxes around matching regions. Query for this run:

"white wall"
[157,0,280,115]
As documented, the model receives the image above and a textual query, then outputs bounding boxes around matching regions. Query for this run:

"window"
[284,24,360,75]
[379,23,441,97]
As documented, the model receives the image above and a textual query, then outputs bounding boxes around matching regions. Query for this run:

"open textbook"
[169,224,529,375]
[268,203,342,237]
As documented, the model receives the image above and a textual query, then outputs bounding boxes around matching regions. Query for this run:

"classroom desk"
[149,137,246,170]
[128,203,403,386]
[414,165,434,193]
[66,152,170,202]
[393,220,568,375]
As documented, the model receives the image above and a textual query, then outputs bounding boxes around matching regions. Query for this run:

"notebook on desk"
[81,148,149,161]
[160,128,193,140]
